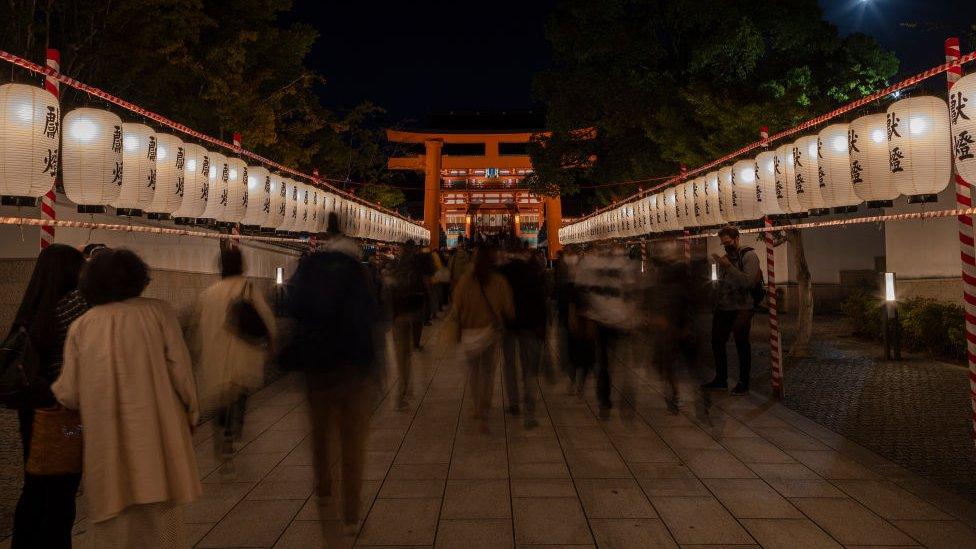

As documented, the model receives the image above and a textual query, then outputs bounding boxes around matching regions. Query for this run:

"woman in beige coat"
[193,246,276,473]
[53,249,200,549]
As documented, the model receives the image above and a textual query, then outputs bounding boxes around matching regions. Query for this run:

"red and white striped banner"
[946,37,976,443]
[765,216,783,398]
[40,49,59,249]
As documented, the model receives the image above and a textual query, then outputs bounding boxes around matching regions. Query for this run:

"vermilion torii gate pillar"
[423,139,443,248]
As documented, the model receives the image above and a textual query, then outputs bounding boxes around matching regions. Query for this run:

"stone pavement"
[5,320,976,547]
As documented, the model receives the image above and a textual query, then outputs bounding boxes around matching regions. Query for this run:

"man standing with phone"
[702,225,762,396]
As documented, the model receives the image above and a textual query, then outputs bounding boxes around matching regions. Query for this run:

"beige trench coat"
[192,276,276,411]
[52,297,201,523]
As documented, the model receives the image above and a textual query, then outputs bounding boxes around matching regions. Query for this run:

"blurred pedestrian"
[53,249,200,548]
[702,225,761,395]
[387,240,434,408]
[498,248,548,428]
[8,244,88,549]
[279,239,380,536]
[193,247,275,478]
[447,246,514,432]
[448,238,472,290]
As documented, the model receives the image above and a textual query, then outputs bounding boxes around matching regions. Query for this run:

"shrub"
[840,290,883,339]
[841,291,966,361]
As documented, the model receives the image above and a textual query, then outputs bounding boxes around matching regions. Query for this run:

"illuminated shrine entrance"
[386,127,562,257]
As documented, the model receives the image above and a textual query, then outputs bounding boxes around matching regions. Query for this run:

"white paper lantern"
[241,166,270,227]
[753,151,784,215]
[199,151,227,222]
[887,96,952,198]
[817,123,861,210]
[673,182,690,229]
[717,166,738,222]
[773,143,803,214]
[951,74,976,183]
[62,108,122,211]
[792,135,829,213]
[689,176,707,226]
[171,143,208,221]
[0,84,60,202]
[295,183,311,233]
[112,123,156,215]
[701,171,724,225]
[262,172,286,230]
[732,159,761,221]
[849,113,900,205]
[146,133,184,218]
[278,178,298,232]
[218,157,247,223]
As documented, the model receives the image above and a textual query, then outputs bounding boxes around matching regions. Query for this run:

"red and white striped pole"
[228,132,242,247]
[945,37,976,443]
[39,49,59,249]
[760,126,783,397]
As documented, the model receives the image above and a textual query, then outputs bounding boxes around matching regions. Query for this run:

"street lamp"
[711,262,719,282]
[881,271,901,360]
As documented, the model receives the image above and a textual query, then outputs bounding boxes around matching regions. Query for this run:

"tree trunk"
[786,228,813,357]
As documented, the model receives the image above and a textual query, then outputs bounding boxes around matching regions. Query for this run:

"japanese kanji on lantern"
[263,172,286,231]
[171,143,208,224]
[0,83,60,204]
[950,74,976,180]
[886,96,952,201]
[774,143,803,214]
[717,166,739,222]
[61,108,123,212]
[297,183,310,233]
[704,171,725,225]
[199,151,226,224]
[113,122,156,216]
[218,157,247,224]
[673,182,689,228]
[732,158,761,221]
[793,135,829,215]
[146,133,185,219]
[849,113,900,207]
[755,150,785,216]
[690,176,710,226]
[241,165,270,228]
[277,178,298,233]
[817,123,861,212]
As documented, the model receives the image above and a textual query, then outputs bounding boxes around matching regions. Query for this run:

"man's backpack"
[736,247,766,309]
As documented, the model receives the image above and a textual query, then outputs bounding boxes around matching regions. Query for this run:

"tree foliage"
[529,0,899,206]
[0,0,396,194]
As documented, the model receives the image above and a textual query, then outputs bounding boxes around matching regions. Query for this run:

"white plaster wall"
[884,184,959,279]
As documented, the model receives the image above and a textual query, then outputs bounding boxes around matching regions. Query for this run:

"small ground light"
[711,262,719,281]
[275,266,284,285]
[884,272,896,301]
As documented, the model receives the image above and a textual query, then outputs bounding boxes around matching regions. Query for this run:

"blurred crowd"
[3,213,763,547]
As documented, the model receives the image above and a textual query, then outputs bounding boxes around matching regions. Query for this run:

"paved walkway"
[5,320,976,548]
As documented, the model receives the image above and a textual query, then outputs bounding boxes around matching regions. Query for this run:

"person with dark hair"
[703,225,762,395]
[52,248,200,548]
[279,247,380,537]
[9,244,88,549]
[386,239,434,408]
[446,245,514,433]
[193,246,276,477]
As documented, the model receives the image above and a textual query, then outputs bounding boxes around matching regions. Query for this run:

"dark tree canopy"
[528,0,899,207]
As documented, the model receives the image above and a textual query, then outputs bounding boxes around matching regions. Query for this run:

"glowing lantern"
[817,123,861,211]
[218,157,247,223]
[774,143,803,214]
[673,182,689,228]
[754,151,784,215]
[61,108,122,211]
[199,151,227,223]
[849,113,900,206]
[951,74,976,183]
[278,178,298,232]
[732,159,761,221]
[792,135,829,214]
[241,166,270,228]
[263,172,286,230]
[171,143,208,222]
[887,96,952,200]
[0,84,60,203]
[112,123,156,215]
[690,176,709,226]
[296,183,310,233]
[717,166,738,222]
[146,133,185,218]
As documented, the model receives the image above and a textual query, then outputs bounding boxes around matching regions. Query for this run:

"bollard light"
[711,262,719,281]
[275,266,284,285]
[884,272,896,302]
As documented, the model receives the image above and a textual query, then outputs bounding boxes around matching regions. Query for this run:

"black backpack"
[0,326,41,409]
[736,247,766,309]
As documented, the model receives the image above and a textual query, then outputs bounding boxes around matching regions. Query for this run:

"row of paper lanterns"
[562,82,976,244]
[0,83,429,244]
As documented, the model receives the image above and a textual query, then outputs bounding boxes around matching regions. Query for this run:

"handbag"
[226,281,270,346]
[26,406,83,475]
[0,326,40,409]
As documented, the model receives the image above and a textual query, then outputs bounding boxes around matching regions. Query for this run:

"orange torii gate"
[386,128,562,258]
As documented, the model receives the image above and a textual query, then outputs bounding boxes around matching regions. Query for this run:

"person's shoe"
[219,459,237,480]
[666,395,680,415]
[731,383,750,396]
[701,379,728,390]
[342,517,363,537]
[505,404,521,416]
[523,416,538,430]
[396,398,409,410]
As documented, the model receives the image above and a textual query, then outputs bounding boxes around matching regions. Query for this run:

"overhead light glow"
[69,118,98,141]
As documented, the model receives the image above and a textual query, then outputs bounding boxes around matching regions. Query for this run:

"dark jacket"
[498,258,548,334]
[280,251,378,377]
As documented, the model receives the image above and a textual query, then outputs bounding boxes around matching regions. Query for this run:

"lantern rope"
[0,50,422,228]
[571,50,976,225]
